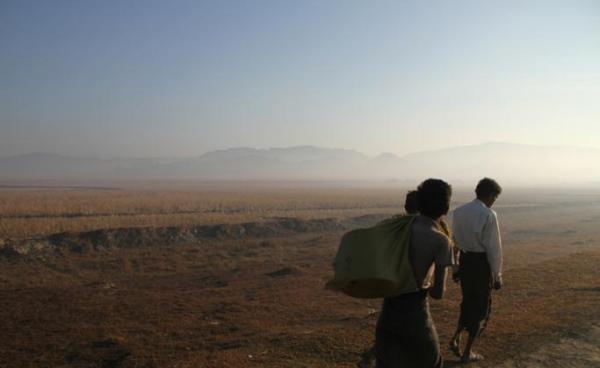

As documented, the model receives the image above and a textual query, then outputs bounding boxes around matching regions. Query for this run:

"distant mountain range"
[1,143,599,185]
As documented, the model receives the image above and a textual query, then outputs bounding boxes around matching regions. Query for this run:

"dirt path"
[441,322,600,368]
[493,323,600,368]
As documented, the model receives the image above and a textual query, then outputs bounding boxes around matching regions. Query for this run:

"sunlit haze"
[2,1,599,161]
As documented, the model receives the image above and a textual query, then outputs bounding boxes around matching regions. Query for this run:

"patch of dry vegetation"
[0,189,407,238]
[3,186,600,240]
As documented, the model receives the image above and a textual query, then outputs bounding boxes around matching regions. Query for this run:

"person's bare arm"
[430,230,453,299]
[429,265,447,299]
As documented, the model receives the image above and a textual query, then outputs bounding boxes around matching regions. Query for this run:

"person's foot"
[449,341,461,357]
[461,351,484,363]
[356,347,376,368]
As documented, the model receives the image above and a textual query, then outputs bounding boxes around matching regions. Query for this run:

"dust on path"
[490,323,600,368]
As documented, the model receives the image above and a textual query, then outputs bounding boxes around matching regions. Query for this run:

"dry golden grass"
[0,189,407,238]
[0,189,409,216]
[3,186,600,239]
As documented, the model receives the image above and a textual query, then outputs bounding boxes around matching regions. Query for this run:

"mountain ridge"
[1,143,599,184]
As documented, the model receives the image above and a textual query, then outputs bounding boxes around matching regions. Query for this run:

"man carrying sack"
[374,179,454,368]
[449,178,503,363]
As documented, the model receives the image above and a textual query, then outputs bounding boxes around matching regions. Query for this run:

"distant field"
[2,184,600,240]
[0,188,407,238]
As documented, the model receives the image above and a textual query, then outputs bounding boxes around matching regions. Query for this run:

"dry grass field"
[0,183,599,367]
[0,187,405,239]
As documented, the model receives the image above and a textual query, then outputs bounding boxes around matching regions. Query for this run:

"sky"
[1,0,599,158]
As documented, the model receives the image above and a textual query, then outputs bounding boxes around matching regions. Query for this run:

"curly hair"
[417,179,452,218]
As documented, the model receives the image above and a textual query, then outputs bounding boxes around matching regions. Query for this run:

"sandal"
[449,342,461,358]
[461,352,484,363]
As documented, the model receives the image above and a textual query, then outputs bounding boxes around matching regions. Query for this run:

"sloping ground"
[0,225,598,367]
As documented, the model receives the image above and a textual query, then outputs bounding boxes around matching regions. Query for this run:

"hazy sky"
[1,0,599,158]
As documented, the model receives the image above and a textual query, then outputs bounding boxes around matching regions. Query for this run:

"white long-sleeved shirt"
[452,199,503,280]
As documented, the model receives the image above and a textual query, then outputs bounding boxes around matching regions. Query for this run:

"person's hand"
[452,271,460,283]
[428,288,443,300]
[493,277,503,290]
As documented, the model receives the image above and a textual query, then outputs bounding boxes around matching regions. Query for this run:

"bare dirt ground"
[493,323,600,368]
[0,187,599,367]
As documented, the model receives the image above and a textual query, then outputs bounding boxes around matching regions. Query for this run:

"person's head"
[417,179,452,220]
[475,177,502,207]
[404,190,419,215]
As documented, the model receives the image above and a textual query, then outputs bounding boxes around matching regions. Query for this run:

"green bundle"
[326,215,419,299]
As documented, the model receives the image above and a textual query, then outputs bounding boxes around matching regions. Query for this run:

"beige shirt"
[452,199,503,280]
[409,215,454,289]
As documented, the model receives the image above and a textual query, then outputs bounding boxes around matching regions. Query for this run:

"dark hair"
[404,190,419,215]
[475,178,502,199]
[417,179,452,219]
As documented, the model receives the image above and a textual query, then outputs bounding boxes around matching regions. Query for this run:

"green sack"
[326,215,419,299]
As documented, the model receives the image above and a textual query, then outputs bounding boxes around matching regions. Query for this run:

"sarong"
[458,251,493,336]
[375,290,443,368]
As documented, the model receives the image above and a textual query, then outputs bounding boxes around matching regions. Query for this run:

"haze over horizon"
[2,1,599,160]
[1,142,599,186]
[2,140,600,160]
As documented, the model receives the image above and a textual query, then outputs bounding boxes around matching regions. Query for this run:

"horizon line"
[3,141,600,161]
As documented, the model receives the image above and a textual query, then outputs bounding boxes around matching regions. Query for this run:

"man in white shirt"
[449,178,503,363]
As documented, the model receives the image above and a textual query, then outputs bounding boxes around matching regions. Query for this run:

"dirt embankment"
[0,214,387,257]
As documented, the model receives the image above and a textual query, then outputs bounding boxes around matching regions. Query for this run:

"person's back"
[453,200,488,237]
[410,216,453,292]
[452,199,502,281]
